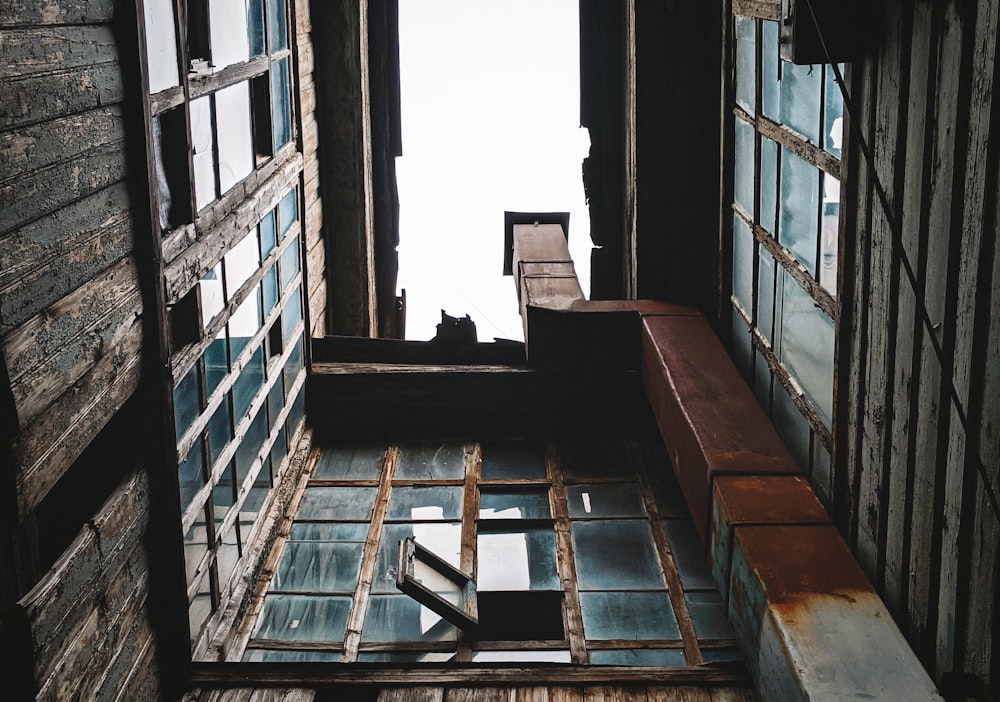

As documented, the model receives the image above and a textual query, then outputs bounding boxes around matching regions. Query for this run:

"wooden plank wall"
[16,469,161,700]
[837,0,1000,691]
[0,0,144,521]
[182,684,756,702]
[294,0,327,338]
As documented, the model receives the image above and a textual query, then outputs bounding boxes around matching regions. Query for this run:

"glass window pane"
[314,446,386,480]
[280,239,300,291]
[732,214,754,313]
[290,522,370,542]
[825,64,845,157]
[229,288,263,358]
[262,266,279,313]
[283,335,303,395]
[761,21,780,120]
[820,172,840,296]
[233,346,265,421]
[209,0,250,69]
[387,486,464,521]
[199,262,225,329]
[241,459,272,529]
[732,311,752,379]
[282,287,302,341]
[357,651,457,663]
[173,365,200,436]
[270,424,288,472]
[649,479,689,520]
[579,591,679,640]
[779,60,822,143]
[760,136,779,234]
[662,519,716,590]
[217,522,241,589]
[267,375,284,428]
[735,16,755,115]
[215,81,254,194]
[480,441,547,480]
[213,461,236,529]
[410,557,464,607]
[702,648,745,663]
[686,591,736,640]
[570,520,665,590]
[272,541,364,593]
[271,57,292,149]
[204,328,228,398]
[184,506,209,582]
[589,649,686,666]
[734,117,755,215]
[479,489,550,519]
[395,443,466,480]
[224,230,261,299]
[253,593,352,642]
[179,436,205,511]
[248,0,266,57]
[236,405,268,483]
[559,441,629,481]
[278,188,298,236]
[362,595,459,643]
[206,398,232,469]
[243,649,338,662]
[297,486,378,521]
[286,383,305,436]
[267,0,289,51]
[566,483,645,518]
[477,527,559,591]
[189,570,214,644]
[471,650,571,663]
[772,380,811,469]
[757,246,776,341]
[776,271,834,423]
[373,523,461,593]
[191,96,216,210]
[779,147,820,272]
[143,0,179,93]
[260,210,277,257]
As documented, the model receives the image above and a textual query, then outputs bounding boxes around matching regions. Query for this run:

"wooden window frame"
[396,536,479,631]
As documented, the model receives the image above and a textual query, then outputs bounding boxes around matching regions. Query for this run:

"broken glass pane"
[579,591,680,640]
[297,486,378,521]
[209,0,250,69]
[253,593,352,642]
[571,520,665,590]
[477,527,559,591]
[190,96,216,210]
[199,263,225,329]
[566,483,645,518]
[373,523,461,593]
[395,443,466,480]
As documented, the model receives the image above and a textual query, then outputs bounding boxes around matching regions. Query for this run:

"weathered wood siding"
[836,0,1000,691]
[294,0,326,338]
[17,469,161,700]
[0,0,144,518]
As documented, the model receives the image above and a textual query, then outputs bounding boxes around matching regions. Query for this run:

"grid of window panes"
[729,11,842,503]
[173,188,306,648]
[143,0,296,227]
[242,440,740,665]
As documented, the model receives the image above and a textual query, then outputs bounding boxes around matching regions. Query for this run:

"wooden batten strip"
[1,62,124,131]
[188,56,270,102]
[732,0,780,21]
[341,447,400,662]
[547,445,588,664]
[454,443,482,663]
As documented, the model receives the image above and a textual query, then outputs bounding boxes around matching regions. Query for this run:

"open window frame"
[396,536,479,631]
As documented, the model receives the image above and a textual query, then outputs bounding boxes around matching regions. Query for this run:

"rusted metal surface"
[728,525,942,701]
[640,315,800,540]
[709,476,831,600]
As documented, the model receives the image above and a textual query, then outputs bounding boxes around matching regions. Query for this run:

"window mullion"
[453,443,482,662]
[548,444,588,664]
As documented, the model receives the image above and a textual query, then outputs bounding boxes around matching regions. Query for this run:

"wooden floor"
[186,685,757,702]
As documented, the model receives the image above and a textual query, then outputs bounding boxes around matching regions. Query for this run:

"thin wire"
[801,0,1000,522]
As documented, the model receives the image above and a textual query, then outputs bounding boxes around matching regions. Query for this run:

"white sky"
[396,0,591,341]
